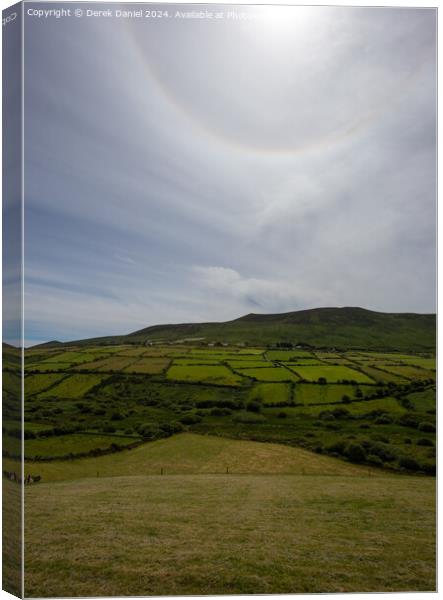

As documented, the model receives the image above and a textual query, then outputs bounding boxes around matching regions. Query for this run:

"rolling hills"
[43,306,436,351]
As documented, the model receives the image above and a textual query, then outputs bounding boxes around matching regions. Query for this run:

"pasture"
[21,435,435,596]
[166,364,244,386]
[292,365,374,383]
[4,339,436,596]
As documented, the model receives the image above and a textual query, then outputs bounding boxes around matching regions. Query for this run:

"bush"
[375,414,392,425]
[398,456,420,471]
[367,454,384,467]
[361,440,397,462]
[179,413,202,425]
[110,412,124,421]
[210,407,232,417]
[137,423,161,439]
[404,438,412,444]
[246,401,261,413]
[277,411,287,419]
[332,407,350,419]
[418,422,436,433]
[341,394,351,404]
[344,442,367,463]
[417,438,434,447]
[103,425,116,433]
[325,440,346,455]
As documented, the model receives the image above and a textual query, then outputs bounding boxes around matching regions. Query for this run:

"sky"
[21,3,436,345]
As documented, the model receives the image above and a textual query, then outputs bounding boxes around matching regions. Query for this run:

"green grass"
[379,365,435,381]
[172,358,224,365]
[24,374,67,396]
[228,360,273,368]
[293,395,406,417]
[248,383,291,405]
[166,365,245,386]
[73,356,137,371]
[406,388,436,413]
[236,367,299,382]
[25,362,73,372]
[292,365,374,384]
[123,358,170,374]
[40,351,104,365]
[346,364,407,384]
[282,358,325,365]
[37,374,108,399]
[21,434,435,596]
[397,357,436,369]
[24,433,139,458]
[265,350,314,360]
[294,383,362,405]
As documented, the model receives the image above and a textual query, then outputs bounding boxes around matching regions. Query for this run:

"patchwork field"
[166,364,244,386]
[248,382,291,405]
[291,365,374,383]
[37,374,108,398]
[2,338,436,596]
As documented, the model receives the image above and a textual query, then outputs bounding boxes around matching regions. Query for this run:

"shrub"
[246,401,261,413]
[137,423,161,439]
[325,440,346,455]
[404,438,412,444]
[375,414,392,425]
[398,456,420,471]
[210,407,231,416]
[179,413,202,425]
[110,412,124,421]
[344,443,367,463]
[232,412,266,424]
[367,454,384,467]
[417,438,434,447]
[341,395,351,404]
[361,440,397,462]
[277,411,287,419]
[103,425,116,433]
[418,422,436,433]
[332,407,350,419]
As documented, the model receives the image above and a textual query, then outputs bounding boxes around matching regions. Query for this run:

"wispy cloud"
[21,6,436,343]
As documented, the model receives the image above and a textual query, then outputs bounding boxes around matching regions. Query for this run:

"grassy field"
[294,397,405,417]
[123,357,170,374]
[24,433,139,459]
[37,374,108,398]
[166,364,244,386]
[9,329,437,596]
[235,366,299,382]
[21,435,435,596]
[248,383,291,405]
[292,365,374,383]
[24,373,67,395]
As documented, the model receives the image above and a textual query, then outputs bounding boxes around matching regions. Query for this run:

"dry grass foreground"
[21,434,435,596]
[25,475,435,596]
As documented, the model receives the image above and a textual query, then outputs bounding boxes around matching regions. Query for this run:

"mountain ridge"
[31,306,436,351]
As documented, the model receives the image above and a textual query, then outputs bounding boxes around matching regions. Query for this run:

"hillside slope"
[59,307,435,351]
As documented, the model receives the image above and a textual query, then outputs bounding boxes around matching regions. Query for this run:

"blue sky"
[21,4,436,345]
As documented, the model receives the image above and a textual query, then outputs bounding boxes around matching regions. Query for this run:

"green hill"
[54,307,435,351]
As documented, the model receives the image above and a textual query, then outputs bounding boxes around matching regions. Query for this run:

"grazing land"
[22,436,435,596]
[1,308,437,595]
